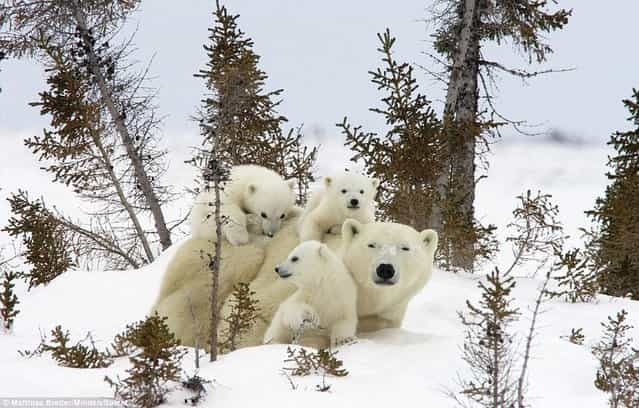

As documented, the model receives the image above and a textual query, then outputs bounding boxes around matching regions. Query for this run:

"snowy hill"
[2,249,638,406]
[0,140,634,406]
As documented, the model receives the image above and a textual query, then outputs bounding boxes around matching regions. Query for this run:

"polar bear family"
[151,165,438,350]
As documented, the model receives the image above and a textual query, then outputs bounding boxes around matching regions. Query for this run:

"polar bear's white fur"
[338,219,438,333]
[264,241,358,347]
[152,215,437,350]
[190,165,297,245]
[298,171,378,242]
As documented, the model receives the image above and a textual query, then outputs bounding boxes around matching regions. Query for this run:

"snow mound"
[2,250,639,406]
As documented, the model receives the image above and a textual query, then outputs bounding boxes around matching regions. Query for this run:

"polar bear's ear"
[286,179,296,191]
[420,229,438,252]
[247,183,257,195]
[342,219,362,244]
[323,176,333,188]
[371,178,380,190]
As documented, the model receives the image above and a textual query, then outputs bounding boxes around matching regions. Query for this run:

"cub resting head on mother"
[150,216,438,350]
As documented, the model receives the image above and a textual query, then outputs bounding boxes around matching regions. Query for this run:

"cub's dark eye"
[359,190,364,194]
[401,246,410,252]
[261,212,267,219]
[368,243,376,249]
[341,189,347,194]
[291,256,299,263]
[280,213,285,219]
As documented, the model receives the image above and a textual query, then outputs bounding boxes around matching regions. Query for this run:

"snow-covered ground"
[0,138,634,407]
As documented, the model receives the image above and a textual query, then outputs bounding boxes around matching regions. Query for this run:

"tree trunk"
[90,130,155,264]
[209,171,222,362]
[434,0,481,271]
[72,6,173,253]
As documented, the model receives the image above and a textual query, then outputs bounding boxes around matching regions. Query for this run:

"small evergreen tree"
[561,328,585,346]
[452,190,566,407]
[506,190,566,274]
[0,270,20,332]
[339,30,444,230]
[105,314,186,408]
[546,248,598,303]
[592,310,639,407]
[196,1,317,201]
[218,282,260,353]
[3,190,74,288]
[504,190,598,302]
[18,325,112,368]
[587,89,639,299]
[452,268,520,407]
[283,346,349,377]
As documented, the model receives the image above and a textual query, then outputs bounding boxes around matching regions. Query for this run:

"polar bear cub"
[264,240,358,347]
[191,165,297,246]
[297,171,379,242]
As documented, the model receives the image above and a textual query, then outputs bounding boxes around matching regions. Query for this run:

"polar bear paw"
[224,227,249,246]
[283,305,320,332]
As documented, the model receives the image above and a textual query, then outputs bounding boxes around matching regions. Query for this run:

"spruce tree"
[218,282,260,353]
[195,2,317,202]
[339,29,444,232]
[1,0,176,269]
[0,270,20,331]
[587,89,639,299]
[105,314,186,408]
[3,190,74,288]
[194,1,317,360]
[453,268,520,407]
[592,310,639,407]
[429,0,571,271]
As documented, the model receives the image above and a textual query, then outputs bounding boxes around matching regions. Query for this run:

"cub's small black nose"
[266,232,274,237]
[274,266,280,274]
[376,263,395,280]
[350,198,359,207]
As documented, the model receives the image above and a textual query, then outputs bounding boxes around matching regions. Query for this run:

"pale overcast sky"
[1,0,638,143]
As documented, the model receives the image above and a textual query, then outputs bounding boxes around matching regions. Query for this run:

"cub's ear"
[323,176,333,188]
[286,179,296,191]
[342,219,363,244]
[420,229,438,252]
[247,184,257,194]
[371,178,380,190]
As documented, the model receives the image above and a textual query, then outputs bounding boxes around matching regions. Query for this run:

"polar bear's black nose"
[350,198,359,207]
[275,266,280,274]
[376,263,395,280]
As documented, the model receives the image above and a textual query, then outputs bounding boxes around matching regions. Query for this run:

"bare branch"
[480,59,575,80]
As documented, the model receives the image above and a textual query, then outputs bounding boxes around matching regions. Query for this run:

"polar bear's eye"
[367,243,376,249]
[401,246,411,252]
[341,189,347,194]
[261,212,267,219]
[280,213,285,219]
[359,190,364,194]
[291,256,299,263]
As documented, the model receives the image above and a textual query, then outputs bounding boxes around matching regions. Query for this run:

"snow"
[0,138,635,406]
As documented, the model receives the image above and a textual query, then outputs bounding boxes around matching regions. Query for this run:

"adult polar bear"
[151,217,438,350]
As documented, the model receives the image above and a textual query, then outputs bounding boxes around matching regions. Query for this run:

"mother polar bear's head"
[338,219,438,313]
